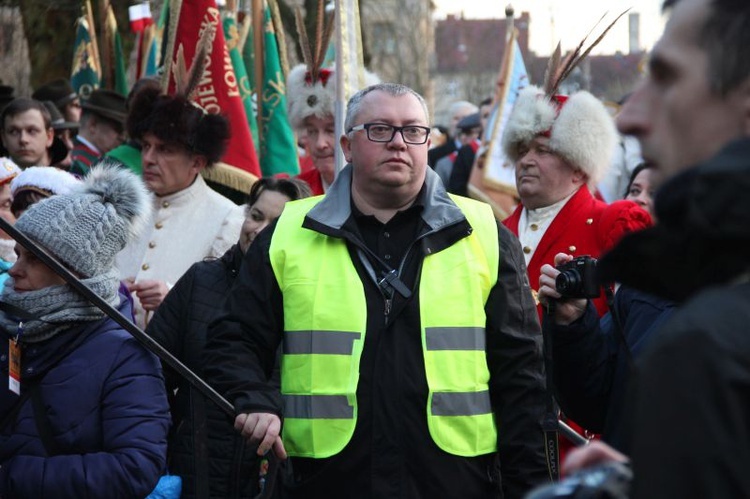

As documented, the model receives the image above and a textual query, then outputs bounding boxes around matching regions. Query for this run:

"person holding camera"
[500,84,652,456]
[538,0,750,497]
[500,86,651,320]
[538,253,675,450]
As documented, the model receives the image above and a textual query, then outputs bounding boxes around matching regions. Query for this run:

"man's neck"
[351,185,419,224]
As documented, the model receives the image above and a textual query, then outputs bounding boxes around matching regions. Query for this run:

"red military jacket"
[503,186,651,318]
[295,167,325,196]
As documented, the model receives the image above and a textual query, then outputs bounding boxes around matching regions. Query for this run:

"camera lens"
[556,271,579,294]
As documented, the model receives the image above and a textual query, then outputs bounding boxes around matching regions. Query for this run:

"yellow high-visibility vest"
[270,195,499,458]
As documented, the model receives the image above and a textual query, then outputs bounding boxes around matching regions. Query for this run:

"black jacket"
[447,143,478,196]
[147,245,265,499]
[546,286,675,450]
[205,166,548,499]
[600,138,750,498]
[428,139,457,168]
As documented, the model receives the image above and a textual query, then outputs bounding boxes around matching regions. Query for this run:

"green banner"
[71,17,101,99]
[257,6,298,176]
[224,14,260,153]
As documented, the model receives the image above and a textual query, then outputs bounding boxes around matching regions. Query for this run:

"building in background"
[431,12,531,127]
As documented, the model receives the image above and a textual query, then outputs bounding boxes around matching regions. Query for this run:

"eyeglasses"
[348,123,431,145]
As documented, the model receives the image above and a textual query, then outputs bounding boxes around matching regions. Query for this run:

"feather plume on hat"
[501,10,629,185]
[286,1,379,128]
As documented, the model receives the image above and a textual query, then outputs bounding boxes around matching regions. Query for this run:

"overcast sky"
[432,0,668,56]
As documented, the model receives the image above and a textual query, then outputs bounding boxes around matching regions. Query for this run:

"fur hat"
[10,166,81,199]
[502,85,617,185]
[15,161,150,278]
[286,64,380,128]
[127,86,229,165]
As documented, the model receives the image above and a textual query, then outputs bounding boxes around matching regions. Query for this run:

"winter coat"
[147,244,270,499]
[546,286,675,450]
[0,296,170,498]
[205,165,549,499]
[599,138,750,498]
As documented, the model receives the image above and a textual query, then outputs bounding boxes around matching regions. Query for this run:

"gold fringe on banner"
[202,162,258,197]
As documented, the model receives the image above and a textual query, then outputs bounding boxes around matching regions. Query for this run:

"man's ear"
[191,154,208,172]
[340,133,352,163]
[571,167,588,186]
[45,127,54,148]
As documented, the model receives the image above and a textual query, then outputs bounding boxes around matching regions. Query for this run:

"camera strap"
[541,302,560,482]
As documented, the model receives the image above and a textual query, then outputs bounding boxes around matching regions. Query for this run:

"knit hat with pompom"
[15,160,151,278]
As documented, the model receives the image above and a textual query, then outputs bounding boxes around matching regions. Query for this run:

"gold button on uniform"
[148,241,156,248]
[530,223,539,231]
[155,222,163,229]
[142,263,150,271]
[568,246,577,252]
[162,201,170,208]
[586,218,593,225]
[523,246,532,254]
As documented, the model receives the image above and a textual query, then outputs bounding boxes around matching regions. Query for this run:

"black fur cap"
[127,86,230,165]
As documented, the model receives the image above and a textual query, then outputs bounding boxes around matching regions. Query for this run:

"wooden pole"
[84,0,102,80]
[252,0,264,143]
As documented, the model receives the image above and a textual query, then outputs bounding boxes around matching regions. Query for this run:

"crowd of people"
[0,0,749,497]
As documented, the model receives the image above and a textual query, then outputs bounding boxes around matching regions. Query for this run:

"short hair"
[127,86,229,165]
[663,0,750,96]
[344,83,430,133]
[1,98,52,130]
[245,177,312,209]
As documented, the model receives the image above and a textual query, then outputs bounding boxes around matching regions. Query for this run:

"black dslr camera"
[525,462,632,499]
[555,256,600,299]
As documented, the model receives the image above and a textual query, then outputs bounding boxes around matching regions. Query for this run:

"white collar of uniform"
[522,190,577,228]
[153,173,207,208]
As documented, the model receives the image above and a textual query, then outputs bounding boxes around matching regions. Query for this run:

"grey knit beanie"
[14,161,151,278]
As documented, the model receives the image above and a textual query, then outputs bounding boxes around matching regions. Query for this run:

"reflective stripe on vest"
[421,195,499,456]
[270,195,499,458]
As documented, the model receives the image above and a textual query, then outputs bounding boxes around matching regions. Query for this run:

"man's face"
[303,115,336,185]
[458,127,481,146]
[141,133,203,196]
[515,136,584,210]
[64,98,82,123]
[450,106,476,138]
[616,0,749,186]
[88,116,124,154]
[341,90,430,200]
[1,110,53,168]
